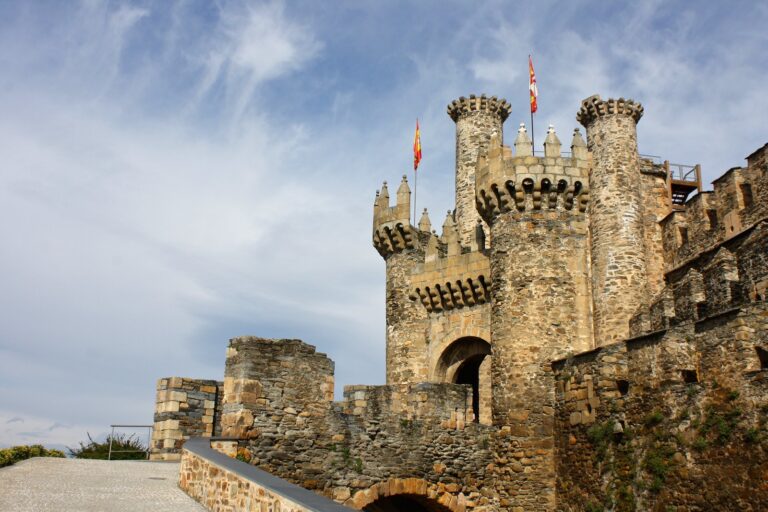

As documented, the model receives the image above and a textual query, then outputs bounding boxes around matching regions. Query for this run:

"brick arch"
[347,478,465,512]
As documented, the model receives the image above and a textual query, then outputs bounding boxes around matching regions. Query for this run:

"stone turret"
[578,95,648,346]
[447,94,511,246]
[372,176,428,385]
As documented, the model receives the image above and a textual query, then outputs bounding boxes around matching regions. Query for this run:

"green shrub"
[692,437,708,451]
[0,444,65,468]
[644,411,664,427]
[67,432,147,460]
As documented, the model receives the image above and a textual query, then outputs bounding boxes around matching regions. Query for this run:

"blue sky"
[1,0,766,449]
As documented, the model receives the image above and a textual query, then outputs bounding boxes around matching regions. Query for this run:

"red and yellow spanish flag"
[529,55,538,114]
[413,118,422,171]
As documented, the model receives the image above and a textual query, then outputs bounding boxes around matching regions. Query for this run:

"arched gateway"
[434,337,491,424]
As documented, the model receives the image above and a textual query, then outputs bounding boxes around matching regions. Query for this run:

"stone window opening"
[740,183,754,208]
[757,346,768,370]
[455,355,484,422]
[681,369,699,383]
[678,226,689,246]
[706,210,718,230]
[616,380,630,396]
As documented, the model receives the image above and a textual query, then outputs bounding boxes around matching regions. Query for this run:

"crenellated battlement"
[447,94,511,122]
[372,176,419,258]
[660,144,768,270]
[474,128,590,222]
[576,95,644,125]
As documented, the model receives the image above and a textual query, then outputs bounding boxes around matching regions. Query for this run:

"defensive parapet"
[475,128,590,220]
[447,94,511,246]
[373,176,417,258]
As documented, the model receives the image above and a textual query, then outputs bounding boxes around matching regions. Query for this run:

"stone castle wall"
[218,336,497,510]
[553,303,768,511]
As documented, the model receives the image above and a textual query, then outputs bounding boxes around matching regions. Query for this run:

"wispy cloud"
[0,0,765,448]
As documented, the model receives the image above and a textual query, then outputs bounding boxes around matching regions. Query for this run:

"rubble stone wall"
[553,303,768,511]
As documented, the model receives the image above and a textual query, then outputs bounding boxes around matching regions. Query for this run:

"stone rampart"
[661,146,767,270]
[553,303,768,511]
[150,377,221,461]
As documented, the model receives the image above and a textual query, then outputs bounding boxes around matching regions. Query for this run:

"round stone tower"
[475,131,592,510]
[577,95,648,346]
[447,95,511,246]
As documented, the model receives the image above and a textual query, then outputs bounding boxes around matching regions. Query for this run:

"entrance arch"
[434,337,491,424]
[350,478,465,512]
[364,494,453,512]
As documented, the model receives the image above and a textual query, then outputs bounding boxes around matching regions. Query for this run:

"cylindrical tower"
[372,178,429,385]
[577,95,648,345]
[476,133,592,510]
[447,94,511,246]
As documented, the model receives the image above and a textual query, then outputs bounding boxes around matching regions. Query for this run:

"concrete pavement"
[0,457,205,511]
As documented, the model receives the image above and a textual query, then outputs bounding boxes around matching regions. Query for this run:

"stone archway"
[434,337,492,425]
[348,478,465,512]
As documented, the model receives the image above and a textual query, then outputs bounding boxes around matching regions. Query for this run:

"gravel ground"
[0,457,206,511]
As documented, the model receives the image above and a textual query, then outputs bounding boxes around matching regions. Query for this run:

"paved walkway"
[0,457,206,511]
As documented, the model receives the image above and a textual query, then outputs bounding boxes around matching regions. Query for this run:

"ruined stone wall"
[661,147,767,273]
[578,96,648,346]
[553,303,768,511]
[150,377,221,461]
[447,95,511,246]
[219,336,497,511]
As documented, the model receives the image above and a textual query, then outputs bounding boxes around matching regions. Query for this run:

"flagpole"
[413,167,417,224]
[530,110,535,154]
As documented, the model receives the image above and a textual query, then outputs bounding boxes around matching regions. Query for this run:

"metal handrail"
[107,424,153,460]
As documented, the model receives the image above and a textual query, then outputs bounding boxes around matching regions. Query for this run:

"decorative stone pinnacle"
[518,122,527,133]
[446,94,511,122]
[576,95,644,126]
[548,124,555,134]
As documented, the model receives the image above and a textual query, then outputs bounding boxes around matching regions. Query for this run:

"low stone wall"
[553,302,768,511]
[150,377,222,461]
[179,438,353,512]
[219,337,496,510]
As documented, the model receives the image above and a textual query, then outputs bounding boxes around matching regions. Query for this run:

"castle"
[151,94,768,512]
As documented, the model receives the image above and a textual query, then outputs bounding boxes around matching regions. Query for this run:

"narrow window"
[681,370,699,383]
[706,210,718,230]
[757,347,768,370]
[616,380,630,396]
[740,183,754,208]
[679,226,689,245]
